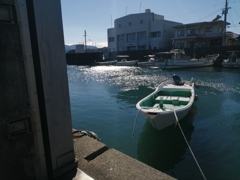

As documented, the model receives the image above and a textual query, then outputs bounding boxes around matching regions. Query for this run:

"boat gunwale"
[136,80,195,114]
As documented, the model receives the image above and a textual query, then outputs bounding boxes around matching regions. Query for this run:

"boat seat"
[178,97,190,105]
[155,96,189,105]
[155,96,175,104]
[155,96,178,101]
[178,97,190,102]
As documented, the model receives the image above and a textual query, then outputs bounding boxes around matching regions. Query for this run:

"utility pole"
[84,30,87,52]
[222,0,230,46]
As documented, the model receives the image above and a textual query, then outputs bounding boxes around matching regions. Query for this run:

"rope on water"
[173,110,207,180]
[115,108,141,150]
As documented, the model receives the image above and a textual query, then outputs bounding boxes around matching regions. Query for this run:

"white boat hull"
[96,60,117,66]
[155,51,219,69]
[155,59,215,69]
[115,60,138,66]
[138,56,157,67]
[222,51,240,68]
[222,62,240,68]
[138,62,156,67]
[136,78,195,130]
[141,106,191,130]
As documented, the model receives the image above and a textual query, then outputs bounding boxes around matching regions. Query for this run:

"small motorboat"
[138,55,158,67]
[222,51,240,68]
[95,60,117,66]
[115,55,138,66]
[155,49,219,69]
[136,75,195,130]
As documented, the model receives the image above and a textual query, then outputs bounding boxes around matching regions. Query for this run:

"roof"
[173,20,230,29]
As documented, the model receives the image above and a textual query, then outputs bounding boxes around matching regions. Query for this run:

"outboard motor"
[173,74,184,85]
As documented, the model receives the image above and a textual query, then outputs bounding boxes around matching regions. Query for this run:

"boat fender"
[189,108,196,116]
[194,95,198,101]
[195,84,200,89]
[83,130,99,140]
[73,130,99,140]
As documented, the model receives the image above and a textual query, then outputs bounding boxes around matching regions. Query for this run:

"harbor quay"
[64,130,175,180]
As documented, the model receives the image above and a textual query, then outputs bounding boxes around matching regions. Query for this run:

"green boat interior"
[140,90,191,109]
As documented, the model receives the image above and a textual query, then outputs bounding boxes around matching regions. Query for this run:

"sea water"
[67,65,240,180]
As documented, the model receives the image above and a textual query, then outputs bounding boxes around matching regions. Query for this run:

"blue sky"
[61,0,240,47]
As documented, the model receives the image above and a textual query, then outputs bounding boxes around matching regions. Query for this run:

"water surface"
[67,65,240,180]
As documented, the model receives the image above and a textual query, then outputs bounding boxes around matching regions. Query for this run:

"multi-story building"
[172,20,230,48]
[107,9,182,52]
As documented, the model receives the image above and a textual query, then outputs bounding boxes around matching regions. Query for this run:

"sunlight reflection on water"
[68,65,240,94]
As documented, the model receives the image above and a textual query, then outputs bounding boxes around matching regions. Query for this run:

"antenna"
[140,1,142,12]
[84,30,87,52]
[111,15,112,28]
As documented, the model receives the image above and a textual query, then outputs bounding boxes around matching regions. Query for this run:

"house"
[172,20,231,48]
[226,31,240,45]
[107,9,182,52]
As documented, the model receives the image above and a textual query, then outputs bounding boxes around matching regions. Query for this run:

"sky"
[61,0,240,47]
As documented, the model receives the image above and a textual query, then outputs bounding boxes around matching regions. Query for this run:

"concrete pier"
[69,132,175,180]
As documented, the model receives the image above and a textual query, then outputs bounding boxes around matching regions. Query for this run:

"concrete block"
[73,136,175,180]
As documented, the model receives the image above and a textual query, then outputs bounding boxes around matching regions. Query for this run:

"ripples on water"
[68,66,240,93]
[67,65,240,180]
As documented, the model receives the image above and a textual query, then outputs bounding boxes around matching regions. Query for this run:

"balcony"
[198,33,222,38]
[187,33,198,37]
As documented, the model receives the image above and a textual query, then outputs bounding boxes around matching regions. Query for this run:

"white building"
[107,9,182,52]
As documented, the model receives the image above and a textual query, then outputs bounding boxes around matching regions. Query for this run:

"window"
[126,33,135,43]
[218,27,223,32]
[187,41,195,48]
[206,27,212,32]
[151,31,161,38]
[177,30,184,36]
[127,46,136,51]
[177,43,184,48]
[138,45,146,50]
[210,39,221,46]
[187,29,198,36]
[137,31,146,46]
[108,37,115,42]
[108,48,115,52]
[117,34,125,44]
[137,31,146,40]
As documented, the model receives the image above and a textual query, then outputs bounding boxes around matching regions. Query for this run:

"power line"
[228,13,240,33]
[225,0,240,33]
[197,8,222,22]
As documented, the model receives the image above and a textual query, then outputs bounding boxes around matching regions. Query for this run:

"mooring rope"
[115,108,141,150]
[173,110,207,180]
